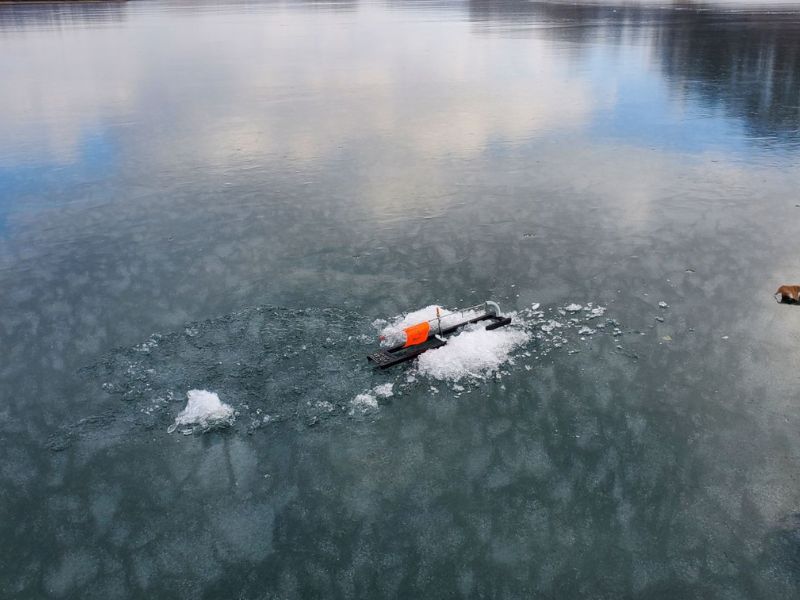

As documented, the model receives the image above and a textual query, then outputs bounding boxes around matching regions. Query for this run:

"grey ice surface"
[2,0,800,598]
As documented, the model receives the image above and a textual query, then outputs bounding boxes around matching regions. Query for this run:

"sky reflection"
[0,0,798,184]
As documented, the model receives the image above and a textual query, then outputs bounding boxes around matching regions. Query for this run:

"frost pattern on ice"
[168,390,235,434]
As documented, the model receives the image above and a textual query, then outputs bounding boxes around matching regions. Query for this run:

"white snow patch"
[658,301,669,309]
[416,324,530,381]
[168,390,235,433]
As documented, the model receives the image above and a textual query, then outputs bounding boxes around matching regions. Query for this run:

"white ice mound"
[168,389,235,433]
[416,324,530,381]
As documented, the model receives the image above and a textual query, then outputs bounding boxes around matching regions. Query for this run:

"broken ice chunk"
[168,390,235,433]
[351,393,378,412]
[541,320,562,333]
[587,306,606,319]
[373,383,394,398]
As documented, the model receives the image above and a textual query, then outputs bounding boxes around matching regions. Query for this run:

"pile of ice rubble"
[168,389,236,435]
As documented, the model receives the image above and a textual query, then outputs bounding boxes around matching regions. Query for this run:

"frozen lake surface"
[1,0,800,597]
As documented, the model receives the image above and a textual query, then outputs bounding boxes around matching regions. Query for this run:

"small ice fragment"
[531,303,540,310]
[373,383,394,398]
[168,390,235,433]
[722,335,729,340]
[541,320,562,333]
[578,326,595,336]
[565,303,583,313]
[351,393,378,411]
[658,301,669,309]
[655,316,664,322]
[588,306,606,319]
[662,335,672,341]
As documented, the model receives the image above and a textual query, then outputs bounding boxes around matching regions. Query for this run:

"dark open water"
[1,0,800,597]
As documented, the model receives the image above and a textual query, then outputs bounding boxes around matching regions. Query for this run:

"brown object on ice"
[775,285,800,303]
